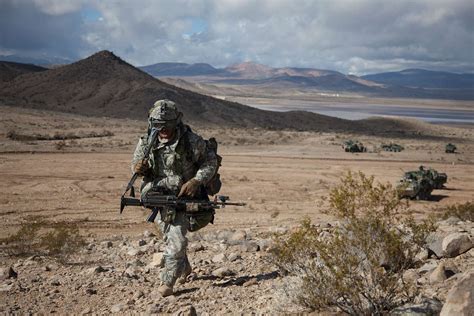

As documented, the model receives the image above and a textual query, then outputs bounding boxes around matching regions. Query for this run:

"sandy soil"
[0,105,473,314]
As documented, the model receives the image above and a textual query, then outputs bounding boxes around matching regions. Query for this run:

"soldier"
[131,99,218,297]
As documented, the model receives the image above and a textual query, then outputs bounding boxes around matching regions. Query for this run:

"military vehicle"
[342,140,367,153]
[397,166,447,200]
[445,143,457,153]
[381,143,404,152]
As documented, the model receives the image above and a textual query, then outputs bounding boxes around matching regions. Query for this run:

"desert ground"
[1,104,473,314]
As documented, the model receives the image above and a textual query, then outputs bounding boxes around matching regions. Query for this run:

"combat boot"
[158,284,173,297]
[177,262,192,284]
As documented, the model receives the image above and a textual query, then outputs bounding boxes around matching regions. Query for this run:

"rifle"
[120,128,159,202]
[121,191,246,222]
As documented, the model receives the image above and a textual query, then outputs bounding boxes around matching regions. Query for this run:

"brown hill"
[0,51,354,130]
[0,61,47,82]
[0,51,448,137]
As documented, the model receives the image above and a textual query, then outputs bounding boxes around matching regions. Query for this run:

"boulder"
[391,298,443,315]
[440,271,474,316]
[426,232,445,258]
[0,267,17,281]
[429,262,448,283]
[442,233,473,258]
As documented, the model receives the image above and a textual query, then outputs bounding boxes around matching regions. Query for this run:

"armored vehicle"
[445,143,457,153]
[397,166,447,200]
[342,140,367,153]
[381,143,404,152]
[423,167,447,189]
[397,175,433,200]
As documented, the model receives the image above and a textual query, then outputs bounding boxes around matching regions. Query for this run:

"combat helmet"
[148,99,183,131]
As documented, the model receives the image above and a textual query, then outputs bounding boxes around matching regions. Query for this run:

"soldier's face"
[159,127,176,140]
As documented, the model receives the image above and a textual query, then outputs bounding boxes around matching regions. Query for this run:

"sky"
[0,0,473,75]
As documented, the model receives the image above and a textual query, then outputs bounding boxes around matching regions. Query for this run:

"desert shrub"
[40,224,85,257]
[55,140,67,150]
[439,201,474,222]
[1,219,85,261]
[271,171,435,315]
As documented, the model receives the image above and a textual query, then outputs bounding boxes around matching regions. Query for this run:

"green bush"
[271,171,435,315]
[439,201,474,222]
[1,218,85,260]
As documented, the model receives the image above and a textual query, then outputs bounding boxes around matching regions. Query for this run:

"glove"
[178,178,201,198]
[133,158,150,175]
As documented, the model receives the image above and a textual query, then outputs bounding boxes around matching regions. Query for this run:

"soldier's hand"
[178,178,201,198]
[133,159,150,175]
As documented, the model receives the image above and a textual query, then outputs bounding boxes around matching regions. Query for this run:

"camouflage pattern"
[131,116,217,287]
[342,140,367,153]
[149,100,181,122]
[156,210,190,286]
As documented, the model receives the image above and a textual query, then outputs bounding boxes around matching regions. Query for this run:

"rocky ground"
[1,217,473,315]
[0,106,473,314]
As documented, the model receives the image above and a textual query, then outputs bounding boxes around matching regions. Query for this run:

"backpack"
[204,137,222,196]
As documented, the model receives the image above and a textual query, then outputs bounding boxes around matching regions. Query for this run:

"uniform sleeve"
[130,135,148,173]
[193,137,218,184]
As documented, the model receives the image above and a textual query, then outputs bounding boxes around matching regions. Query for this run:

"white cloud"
[1,0,473,74]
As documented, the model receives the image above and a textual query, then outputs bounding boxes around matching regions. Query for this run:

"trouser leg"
[156,210,189,287]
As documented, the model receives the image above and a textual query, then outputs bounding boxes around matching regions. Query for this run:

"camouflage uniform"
[131,104,217,288]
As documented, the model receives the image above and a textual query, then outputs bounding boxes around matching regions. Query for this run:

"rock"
[110,303,127,313]
[440,271,474,316]
[0,267,17,280]
[173,305,197,316]
[426,232,445,258]
[418,260,438,274]
[228,230,247,244]
[85,243,95,251]
[101,241,113,248]
[190,243,205,252]
[127,248,144,256]
[0,283,14,292]
[80,307,92,315]
[257,239,273,251]
[442,233,473,258]
[391,298,443,315]
[87,266,106,275]
[85,288,97,295]
[402,269,419,284]
[146,303,163,314]
[143,230,156,238]
[227,253,241,262]
[439,216,462,225]
[149,253,164,268]
[133,290,144,300]
[212,253,226,263]
[124,266,139,279]
[429,262,448,283]
[414,248,429,262]
[50,278,61,286]
[211,267,234,278]
[240,241,260,252]
[137,239,147,246]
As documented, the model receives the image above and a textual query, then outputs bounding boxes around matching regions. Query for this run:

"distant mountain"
[139,62,226,77]
[0,50,372,132]
[224,62,341,80]
[140,61,474,100]
[362,69,474,89]
[0,54,74,67]
[0,61,48,82]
